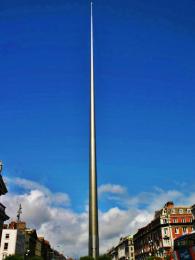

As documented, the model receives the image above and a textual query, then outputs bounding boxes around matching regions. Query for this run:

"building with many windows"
[0,162,9,240]
[133,201,193,260]
[191,204,195,229]
[108,235,135,260]
[0,221,66,260]
[0,228,25,260]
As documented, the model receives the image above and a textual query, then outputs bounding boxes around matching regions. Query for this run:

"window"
[173,218,178,223]
[164,228,168,235]
[163,219,167,224]
[183,227,187,233]
[4,243,8,250]
[182,218,185,223]
[5,234,9,239]
[175,228,179,234]
[172,209,176,214]
[179,209,183,214]
[187,209,191,213]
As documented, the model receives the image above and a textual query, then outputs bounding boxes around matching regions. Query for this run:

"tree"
[80,255,111,260]
[5,255,24,260]
[98,255,111,260]
[30,257,43,260]
[80,256,94,260]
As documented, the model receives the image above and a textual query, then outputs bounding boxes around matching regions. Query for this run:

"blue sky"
[1,0,195,214]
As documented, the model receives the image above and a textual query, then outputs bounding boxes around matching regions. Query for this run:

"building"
[0,221,66,260]
[0,162,9,239]
[0,223,38,259]
[43,239,52,260]
[108,235,135,260]
[0,228,25,260]
[36,237,44,257]
[133,201,193,260]
[7,221,26,232]
[25,228,38,257]
[52,249,66,260]
[191,204,195,229]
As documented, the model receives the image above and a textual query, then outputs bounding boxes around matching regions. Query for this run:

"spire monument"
[89,2,99,258]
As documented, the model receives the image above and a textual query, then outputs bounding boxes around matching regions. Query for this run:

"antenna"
[17,204,22,223]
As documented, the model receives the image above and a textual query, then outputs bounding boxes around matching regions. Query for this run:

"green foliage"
[80,255,111,260]
[80,256,94,260]
[97,255,111,260]
[5,255,24,260]
[30,257,43,260]
[4,255,44,260]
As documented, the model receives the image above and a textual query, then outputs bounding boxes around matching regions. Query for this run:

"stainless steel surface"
[89,2,99,258]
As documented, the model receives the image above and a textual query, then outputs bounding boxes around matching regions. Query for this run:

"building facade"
[133,201,193,260]
[191,204,195,229]
[25,228,38,257]
[0,221,66,260]
[0,162,9,239]
[0,229,25,260]
[108,235,135,260]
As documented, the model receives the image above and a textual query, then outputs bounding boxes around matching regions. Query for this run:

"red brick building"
[133,202,193,260]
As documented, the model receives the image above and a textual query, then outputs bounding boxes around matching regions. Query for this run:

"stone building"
[108,235,135,260]
[133,201,193,260]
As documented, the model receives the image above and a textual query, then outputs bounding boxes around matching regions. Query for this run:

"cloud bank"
[1,178,194,257]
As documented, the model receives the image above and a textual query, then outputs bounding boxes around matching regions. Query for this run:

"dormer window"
[179,209,183,214]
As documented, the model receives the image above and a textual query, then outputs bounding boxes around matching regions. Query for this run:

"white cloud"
[98,184,126,196]
[6,177,70,207]
[1,178,194,258]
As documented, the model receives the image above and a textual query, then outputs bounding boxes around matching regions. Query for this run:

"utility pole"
[17,204,22,224]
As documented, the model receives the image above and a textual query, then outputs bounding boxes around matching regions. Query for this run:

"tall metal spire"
[89,2,99,258]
